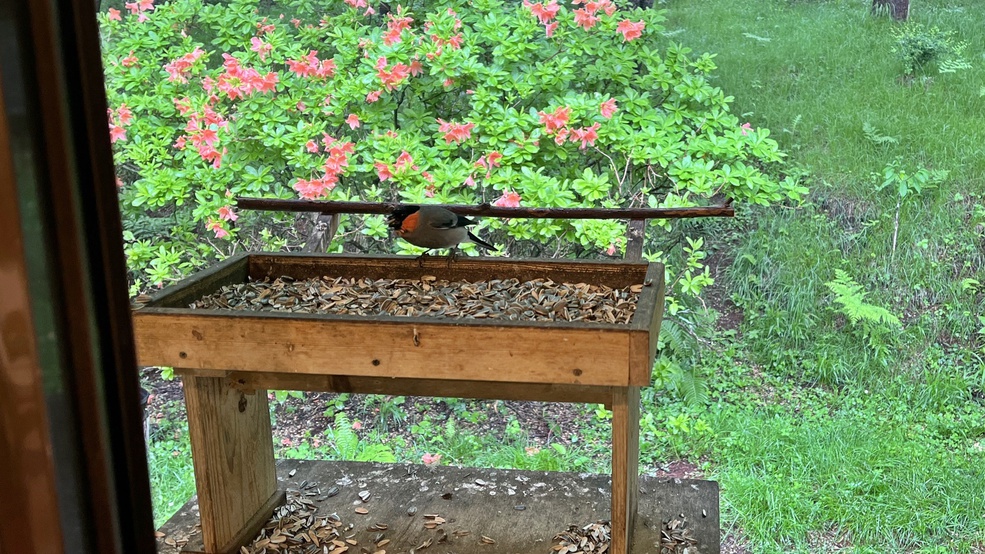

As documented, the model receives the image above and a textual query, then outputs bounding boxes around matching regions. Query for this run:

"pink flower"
[395,150,414,170]
[464,174,476,187]
[352,420,363,430]
[537,105,571,134]
[436,119,475,144]
[305,140,319,153]
[409,59,424,77]
[346,114,361,129]
[109,124,126,143]
[574,8,598,30]
[125,0,153,14]
[323,141,354,176]
[606,243,617,256]
[741,122,753,136]
[616,20,645,42]
[366,90,382,103]
[107,7,121,20]
[375,162,393,181]
[422,453,442,466]
[115,103,133,125]
[377,61,411,90]
[570,122,600,149]
[164,47,205,84]
[475,151,503,179]
[116,176,124,188]
[137,12,149,23]
[442,78,454,87]
[250,37,272,61]
[174,136,186,149]
[545,21,558,38]
[554,127,569,146]
[383,28,403,46]
[600,98,618,119]
[206,219,229,239]
[344,0,367,7]
[121,51,138,67]
[525,0,560,24]
[254,72,278,93]
[293,177,336,200]
[493,189,522,208]
[217,206,238,222]
[256,19,275,35]
[287,51,336,79]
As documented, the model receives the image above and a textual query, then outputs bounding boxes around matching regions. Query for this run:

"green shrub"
[99,0,801,313]
[891,23,970,76]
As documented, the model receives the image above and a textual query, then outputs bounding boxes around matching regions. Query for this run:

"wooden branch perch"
[235,197,734,220]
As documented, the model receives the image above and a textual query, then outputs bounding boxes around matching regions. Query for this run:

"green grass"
[662,0,985,187]
[660,0,985,551]
[147,417,196,528]
[699,353,985,552]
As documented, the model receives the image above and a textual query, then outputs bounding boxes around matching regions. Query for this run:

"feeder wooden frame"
[133,252,664,554]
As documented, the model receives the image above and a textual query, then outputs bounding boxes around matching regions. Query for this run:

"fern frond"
[661,355,710,407]
[825,270,901,328]
[355,444,396,463]
[862,122,899,145]
[330,413,359,460]
[673,367,710,407]
[658,318,697,357]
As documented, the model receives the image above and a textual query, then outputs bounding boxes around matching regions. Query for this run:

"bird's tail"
[467,231,497,251]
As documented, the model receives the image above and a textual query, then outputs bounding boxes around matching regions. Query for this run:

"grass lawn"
[663,0,985,551]
[142,0,985,552]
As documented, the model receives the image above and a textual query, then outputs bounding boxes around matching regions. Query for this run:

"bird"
[387,205,496,260]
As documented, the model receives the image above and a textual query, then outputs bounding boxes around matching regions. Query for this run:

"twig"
[236,197,734,220]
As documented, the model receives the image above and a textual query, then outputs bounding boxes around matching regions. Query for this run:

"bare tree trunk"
[302,213,340,253]
[872,0,910,21]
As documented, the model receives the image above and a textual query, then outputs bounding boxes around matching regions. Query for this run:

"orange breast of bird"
[399,211,420,236]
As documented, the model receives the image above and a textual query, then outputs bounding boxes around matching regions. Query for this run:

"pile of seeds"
[240,487,351,554]
[659,515,699,554]
[551,520,611,554]
[191,275,644,324]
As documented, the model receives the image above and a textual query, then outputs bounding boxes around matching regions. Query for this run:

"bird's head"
[387,205,421,236]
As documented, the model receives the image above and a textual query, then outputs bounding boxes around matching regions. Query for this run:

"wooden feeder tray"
[133,253,669,554]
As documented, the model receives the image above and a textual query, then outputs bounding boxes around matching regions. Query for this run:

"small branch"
[236,197,735,220]
[891,199,901,257]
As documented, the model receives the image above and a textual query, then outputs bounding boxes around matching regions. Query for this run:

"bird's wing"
[454,215,478,228]
[426,209,461,229]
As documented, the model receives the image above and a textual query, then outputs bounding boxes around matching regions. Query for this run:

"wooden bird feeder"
[136,200,728,554]
[134,253,664,553]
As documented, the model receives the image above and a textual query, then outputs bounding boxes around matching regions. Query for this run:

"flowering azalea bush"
[99,0,805,309]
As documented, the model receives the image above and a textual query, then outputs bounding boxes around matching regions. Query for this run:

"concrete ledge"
[156,459,719,554]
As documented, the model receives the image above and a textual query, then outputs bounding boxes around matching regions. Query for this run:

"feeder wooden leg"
[181,373,283,553]
[611,386,640,554]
